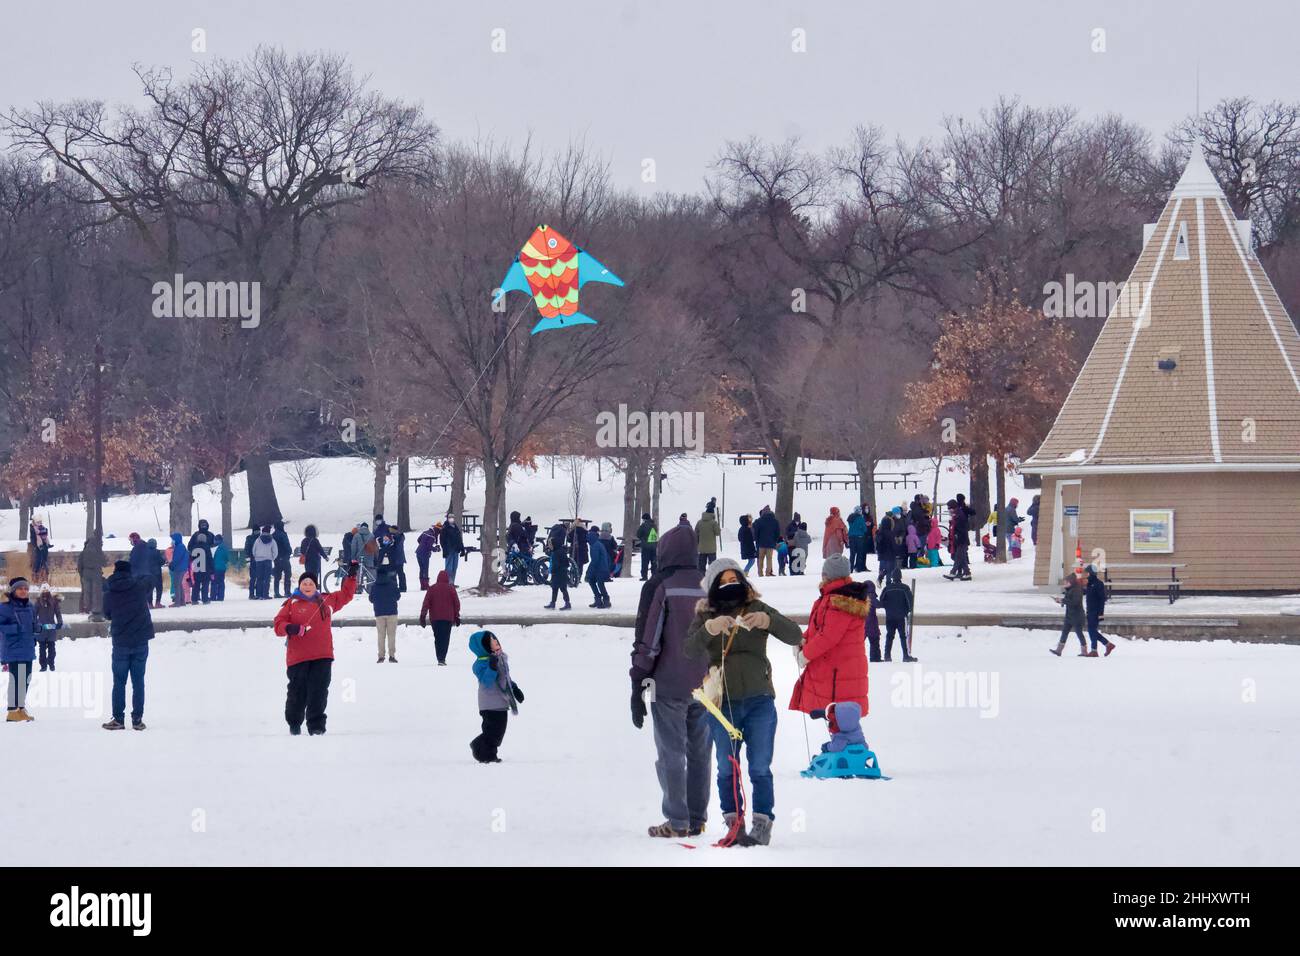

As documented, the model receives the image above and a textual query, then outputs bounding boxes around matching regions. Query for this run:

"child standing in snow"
[926,518,943,567]
[905,523,921,569]
[35,584,63,671]
[370,568,400,663]
[880,570,916,662]
[469,630,524,763]
[862,580,882,662]
[1050,573,1088,657]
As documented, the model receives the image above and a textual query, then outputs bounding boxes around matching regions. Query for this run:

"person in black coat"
[243,529,259,599]
[568,520,590,580]
[751,506,782,577]
[101,560,155,729]
[738,515,757,574]
[1085,566,1114,656]
[875,515,896,585]
[879,570,916,662]
[438,517,465,584]
[299,524,326,581]
[544,523,572,610]
[186,519,217,604]
[271,520,293,599]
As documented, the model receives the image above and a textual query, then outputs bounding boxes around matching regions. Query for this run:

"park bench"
[292,545,334,559]
[731,449,770,465]
[1103,563,1184,604]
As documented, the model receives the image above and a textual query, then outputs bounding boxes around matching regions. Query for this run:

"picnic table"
[460,513,482,534]
[756,471,919,491]
[1102,563,1185,604]
[409,475,451,493]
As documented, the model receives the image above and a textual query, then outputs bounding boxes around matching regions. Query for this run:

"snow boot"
[544,602,556,609]
[289,725,302,735]
[749,813,774,846]
[8,708,35,722]
[388,656,397,663]
[647,821,689,838]
[132,720,147,731]
[1105,643,1117,657]
[101,718,125,730]
[1049,643,1065,656]
[377,656,385,663]
[1086,650,1099,657]
[437,661,447,667]
[903,655,919,662]
[688,822,706,837]
[717,813,758,847]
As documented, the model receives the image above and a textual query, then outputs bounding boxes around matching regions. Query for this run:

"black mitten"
[284,623,301,637]
[511,682,525,703]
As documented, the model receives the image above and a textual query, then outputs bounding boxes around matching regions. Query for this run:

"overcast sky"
[3,0,1298,193]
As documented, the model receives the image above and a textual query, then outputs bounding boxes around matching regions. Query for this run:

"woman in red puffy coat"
[273,564,358,735]
[789,554,870,714]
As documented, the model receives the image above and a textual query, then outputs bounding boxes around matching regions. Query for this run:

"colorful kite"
[497,225,624,334]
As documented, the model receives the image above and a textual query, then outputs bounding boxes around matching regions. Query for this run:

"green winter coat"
[685,597,802,701]
[694,511,721,554]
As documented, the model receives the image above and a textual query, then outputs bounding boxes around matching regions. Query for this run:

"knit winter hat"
[298,572,319,587]
[6,576,30,594]
[700,557,743,595]
[822,553,851,580]
[113,560,131,574]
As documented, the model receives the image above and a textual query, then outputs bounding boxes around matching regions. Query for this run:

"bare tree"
[283,458,323,501]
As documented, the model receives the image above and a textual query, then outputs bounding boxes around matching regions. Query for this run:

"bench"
[292,545,334,559]
[409,476,451,493]
[731,449,770,465]
[1102,563,1184,604]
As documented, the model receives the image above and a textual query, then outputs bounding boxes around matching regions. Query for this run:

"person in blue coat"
[585,526,612,608]
[101,560,155,730]
[211,535,229,602]
[128,532,151,578]
[168,532,190,606]
[369,569,401,663]
[1,577,38,721]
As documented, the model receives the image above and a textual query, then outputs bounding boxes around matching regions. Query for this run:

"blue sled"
[800,744,888,780]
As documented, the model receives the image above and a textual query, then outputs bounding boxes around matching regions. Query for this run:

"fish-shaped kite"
[496,225,624,334]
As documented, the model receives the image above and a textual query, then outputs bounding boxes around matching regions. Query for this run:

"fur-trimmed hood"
[818,577,873,618]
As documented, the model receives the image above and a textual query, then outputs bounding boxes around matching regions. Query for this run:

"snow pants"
[431,620,453,664]
[472,709,508,762]
[885,616,909,659]
[211,571,226,601]
[709,694,777,818]
[640,545,656,580]
[651,696,713,831]
[285,658,332,734]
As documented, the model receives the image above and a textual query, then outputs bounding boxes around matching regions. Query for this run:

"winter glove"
[809,708,827,721]
[739,610,770,631]
[704,615,735,636]
[511,682,525,704]
[630,684,647,729]
[284,623,301,637]
[345,561,360,579]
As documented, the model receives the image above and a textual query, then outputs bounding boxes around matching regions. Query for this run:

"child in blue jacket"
[1,577,38,720]
[469,630,524,763]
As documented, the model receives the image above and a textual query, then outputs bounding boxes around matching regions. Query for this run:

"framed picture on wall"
[1130,509,1174,553]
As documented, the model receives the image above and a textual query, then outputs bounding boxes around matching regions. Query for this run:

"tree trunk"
[855,455,877,515]
[450,454,466,521]
[637,457,652,520]
[620,457,639,578]
[246,452,283,529]
[372,455,388,522]
[18,498,30,538]
[767,436,802,529]
[650,452,664,528]
[477,458,507,593]
[994,453,1008,563]
[397,456,411,531]
[969,452,990,531]
[932,456,943,507]
[169,455,193,534]
[220,473,234,543]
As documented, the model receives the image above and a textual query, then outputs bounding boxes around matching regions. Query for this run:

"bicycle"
[497,546,550,587]
[323,555,376,595]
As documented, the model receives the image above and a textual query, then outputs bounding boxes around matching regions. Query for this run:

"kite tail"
[530,312,598,335]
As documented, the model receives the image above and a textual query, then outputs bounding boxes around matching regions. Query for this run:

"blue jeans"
[1087,611,1111,650]
[443,550,459,584]
[111,644,149,723]
[708,694,777,818]
[212,570,226,601]
[742,557,755,574]
[253,560,272,598]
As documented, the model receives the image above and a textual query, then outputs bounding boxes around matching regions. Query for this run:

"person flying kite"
[496,225,624,334]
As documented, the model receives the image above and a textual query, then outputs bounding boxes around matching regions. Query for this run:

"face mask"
[716,582,747,606]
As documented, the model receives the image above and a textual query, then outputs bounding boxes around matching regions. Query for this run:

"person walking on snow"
[685,559,803,847]
[419,570,461,664]
[34,584,63,672]
[543,522,572,610]
[416,523,440,590]
[439,517,464,584]
[789,553,871,725]
[737,514,757,575]
[880,569,916,661]
[469,630,524,763]
[752,506,782,577]
[585,526,612,608]
[629,524,710,839]
[271,520,293,598]
[823,507,849,559]
[636,513,658,581]
[1085,565,1115,657]
[298,525,326,584]
[274,564,359,735]
[370,568,400,663]
[101,561,155,730]
[251,526,278,600]
[694,502,721,573]
[1050,573,1088,657]
[1,578,37,722]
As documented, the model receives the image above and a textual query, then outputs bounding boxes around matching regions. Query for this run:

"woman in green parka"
[685,558,802,846]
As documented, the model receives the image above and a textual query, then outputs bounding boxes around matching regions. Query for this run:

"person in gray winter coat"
[469,630,524,763]
[350,522,375,570]
[629,525,710,838]
[1050,573,1088,657]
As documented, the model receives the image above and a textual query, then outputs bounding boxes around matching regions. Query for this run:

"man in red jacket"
[419,570,461,665]
[274,564,358,735]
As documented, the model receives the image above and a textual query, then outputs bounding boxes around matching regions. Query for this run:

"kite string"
[427,307,527,457]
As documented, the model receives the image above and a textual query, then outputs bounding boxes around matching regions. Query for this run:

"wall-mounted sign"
[1063,505,1079,516]
[1130,509,1174,553]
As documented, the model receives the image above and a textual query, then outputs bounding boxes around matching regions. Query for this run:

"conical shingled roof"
[1025,147,1300,471]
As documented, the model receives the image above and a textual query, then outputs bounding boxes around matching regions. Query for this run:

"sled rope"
[714,619,750,848]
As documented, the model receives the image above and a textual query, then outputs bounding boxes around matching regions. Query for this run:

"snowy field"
[8,622,1297,866]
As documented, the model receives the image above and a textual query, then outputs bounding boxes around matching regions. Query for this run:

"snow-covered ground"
[8,622,1297,865]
